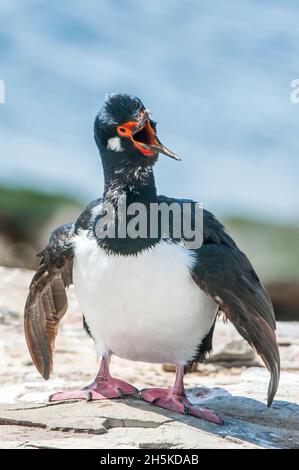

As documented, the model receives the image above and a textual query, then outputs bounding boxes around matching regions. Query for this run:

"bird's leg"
[49,352,138,402]
[139,364,222,425]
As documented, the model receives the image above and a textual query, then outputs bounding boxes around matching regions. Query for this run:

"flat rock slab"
[0,367,298,450]
[0,399,258,449]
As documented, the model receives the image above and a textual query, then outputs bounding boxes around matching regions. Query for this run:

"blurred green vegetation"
[0,186,82,243]
[224,217,299,283]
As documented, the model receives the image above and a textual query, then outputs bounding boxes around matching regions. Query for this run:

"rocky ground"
[0,266,298,449]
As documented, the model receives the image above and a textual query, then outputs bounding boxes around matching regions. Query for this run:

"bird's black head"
[94,93,180,175]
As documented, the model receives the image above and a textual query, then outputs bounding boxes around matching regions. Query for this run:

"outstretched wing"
[192,241,280,406]
[157,198,280,406]
[24,224,74,380]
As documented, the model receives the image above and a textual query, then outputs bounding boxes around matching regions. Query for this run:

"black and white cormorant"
[24,93,280,425]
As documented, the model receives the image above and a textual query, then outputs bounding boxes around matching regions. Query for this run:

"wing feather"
[192,243,280,406]
[24,224,74,379]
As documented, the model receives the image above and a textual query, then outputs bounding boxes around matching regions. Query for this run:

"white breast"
[73,232,217,365]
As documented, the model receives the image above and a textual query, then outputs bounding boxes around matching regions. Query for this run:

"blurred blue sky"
[0,0,298,223]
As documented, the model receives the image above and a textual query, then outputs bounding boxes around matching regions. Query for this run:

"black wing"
[158,196,280,406]
[192,223,280,407]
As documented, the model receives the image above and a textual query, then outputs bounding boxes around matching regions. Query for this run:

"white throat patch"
[107,136,123,152]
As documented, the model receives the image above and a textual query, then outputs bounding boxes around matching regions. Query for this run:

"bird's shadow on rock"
[124,388,299,449]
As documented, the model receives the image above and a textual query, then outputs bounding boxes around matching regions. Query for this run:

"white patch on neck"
[107,136,123,152]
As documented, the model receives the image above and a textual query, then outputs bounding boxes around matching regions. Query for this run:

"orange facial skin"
[117,119,158,157]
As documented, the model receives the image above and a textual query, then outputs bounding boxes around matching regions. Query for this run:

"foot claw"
[85,391,92,402]
[151,397,161,406]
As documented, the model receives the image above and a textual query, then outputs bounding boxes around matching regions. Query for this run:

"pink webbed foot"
[140,388,222,425]
[49,377,138,402]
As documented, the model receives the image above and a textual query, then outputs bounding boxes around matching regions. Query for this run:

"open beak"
[128,113,181,161]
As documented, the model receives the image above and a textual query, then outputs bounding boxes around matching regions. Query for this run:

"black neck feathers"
[95,151,160,255]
